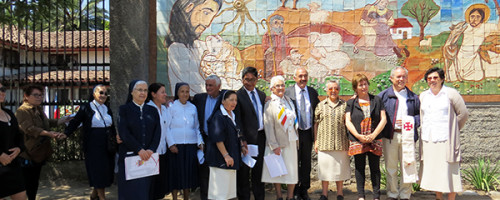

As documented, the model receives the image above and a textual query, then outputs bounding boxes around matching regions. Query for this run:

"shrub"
[462,157,500,192]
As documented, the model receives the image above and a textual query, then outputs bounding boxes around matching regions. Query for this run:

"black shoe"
[319,195,328,200]
[301,193,311,200]
[294,194,302,200]
[336,195,343,200]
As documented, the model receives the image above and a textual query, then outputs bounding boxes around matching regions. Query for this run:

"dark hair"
[23,84,44,97]
[351,74,369,92]
[89,84,106,102]
[166,0,223,48]
[174,82,190,101]
[469,8,485,23]
[241,66,258,79]
[147,83,166,102]
[222,90,236,101]
[424,67,445,85]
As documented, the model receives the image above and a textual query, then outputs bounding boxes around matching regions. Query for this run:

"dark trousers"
[198,161,209,200]
[237,131,266,200]
[294,128,313,195]
[354,152,381,199]
[21,162,43,200]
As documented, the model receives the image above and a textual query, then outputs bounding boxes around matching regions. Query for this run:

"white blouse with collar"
[165,100,203,147]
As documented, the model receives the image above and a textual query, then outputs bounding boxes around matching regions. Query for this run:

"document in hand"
[124,153,160,180]
[197,149,205,164]
[242,153,256,168]
[247,144,259,157]
[263,154,288,178]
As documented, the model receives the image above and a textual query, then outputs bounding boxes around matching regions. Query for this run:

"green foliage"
[50,125,85,161]
[0,0,109,31]
[401,0,440,26]
[462,157,500,192]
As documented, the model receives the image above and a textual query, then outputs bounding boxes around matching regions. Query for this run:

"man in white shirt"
[378,66,421,200]
[285,68,319,200]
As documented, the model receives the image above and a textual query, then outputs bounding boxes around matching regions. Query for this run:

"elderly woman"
[0,83,27,200]
[117,80,161,200]
[166,82,203,200]
[345,74,386,200]
[146,83,170,199]
[15,84,70,200]
[262,75,298,200]
[64,84,116,200]
[419,67,468,200]
[314,80,350,200]
[206,90,247,199]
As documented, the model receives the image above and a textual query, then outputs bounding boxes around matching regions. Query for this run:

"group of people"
[0,66,468,200]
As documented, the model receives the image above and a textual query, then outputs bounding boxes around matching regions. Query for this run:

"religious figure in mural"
[262,14,292,80]
[354,0,401,57]
[444,4,500,81]
[165,0,223,94]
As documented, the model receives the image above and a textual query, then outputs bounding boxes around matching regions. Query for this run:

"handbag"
[27,137,53,163]
[93,102,117,154]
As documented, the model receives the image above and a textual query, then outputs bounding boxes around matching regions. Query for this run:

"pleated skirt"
[317,150,351,181]
[420,140,462,193]
[208,167,237,200]
[166,144,199,190]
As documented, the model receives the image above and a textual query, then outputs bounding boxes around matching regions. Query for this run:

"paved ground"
[36,179,500,200]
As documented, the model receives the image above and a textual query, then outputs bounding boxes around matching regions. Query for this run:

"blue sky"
[156,0,500,37]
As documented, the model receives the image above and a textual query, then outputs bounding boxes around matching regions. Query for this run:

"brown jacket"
[15,102,58,161]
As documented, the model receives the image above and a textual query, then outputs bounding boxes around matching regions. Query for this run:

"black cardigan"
[346,94,386,141]
[65,102,117,150]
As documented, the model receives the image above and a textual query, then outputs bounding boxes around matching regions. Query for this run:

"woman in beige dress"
[419,67,469,200]
[262,75,298,200]
[314,80,350,200]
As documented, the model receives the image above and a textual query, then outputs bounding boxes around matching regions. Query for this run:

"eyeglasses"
[0,87,6,92]
[274,84,285,88]
[31,93,44,98]
[134,89,148,93]
[426,76,440,81]
[99,91,108,96]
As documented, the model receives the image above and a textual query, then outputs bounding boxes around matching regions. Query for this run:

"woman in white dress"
[419,67,469,200]
[262,76,298,200]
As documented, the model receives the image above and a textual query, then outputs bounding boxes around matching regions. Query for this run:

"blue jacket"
[378,86,420,141]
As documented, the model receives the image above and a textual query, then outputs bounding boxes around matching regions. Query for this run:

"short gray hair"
[206,75,221,86]
[326,80,340,89]
[390,66,408,78]
[270,75,285,89]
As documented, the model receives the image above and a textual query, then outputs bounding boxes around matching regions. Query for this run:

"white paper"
[263,154,288,178]
[242,153,256,168]
[197,149,205,164]
[124,153,160,180]
[247,145,259,157]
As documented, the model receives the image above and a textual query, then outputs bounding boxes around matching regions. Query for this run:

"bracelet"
[223,153,229,158]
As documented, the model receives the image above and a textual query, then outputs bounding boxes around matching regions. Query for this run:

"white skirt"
[318,150,351,181]
[420,141,462,193]
[208,167,237,200]
[261,141,298,184]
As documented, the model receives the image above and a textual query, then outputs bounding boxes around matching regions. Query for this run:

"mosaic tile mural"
[157,0,500,99]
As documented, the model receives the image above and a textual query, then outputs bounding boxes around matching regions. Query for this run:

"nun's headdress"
[126,80,147,104]
[173,82,189,101]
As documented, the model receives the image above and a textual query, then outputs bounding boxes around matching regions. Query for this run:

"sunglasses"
[99,91,108,96]
[0,87,6,92]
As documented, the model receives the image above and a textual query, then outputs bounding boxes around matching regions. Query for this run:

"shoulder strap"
[92,102,107,127]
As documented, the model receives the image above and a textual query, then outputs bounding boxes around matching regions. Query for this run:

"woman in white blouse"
[419,67,468,200]
[166,82,203,200]
[65,85,117,200]
[146,83,170,199]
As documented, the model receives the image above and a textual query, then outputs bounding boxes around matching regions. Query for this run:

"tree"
[401,0,440,41]
[0,0,109,31]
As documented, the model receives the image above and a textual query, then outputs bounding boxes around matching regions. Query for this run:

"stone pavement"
[36,179,500,200]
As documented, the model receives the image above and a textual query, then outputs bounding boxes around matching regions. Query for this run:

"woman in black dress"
[117,80,161,200]
[64,84,116,200]
[0,83,27,200]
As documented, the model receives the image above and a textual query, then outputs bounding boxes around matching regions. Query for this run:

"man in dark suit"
[285,67,320,200]
[234,67,266,200]
[192,75,224,200]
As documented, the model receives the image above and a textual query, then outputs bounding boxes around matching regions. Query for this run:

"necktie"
[251,91,260,125]
[300,89,307,129]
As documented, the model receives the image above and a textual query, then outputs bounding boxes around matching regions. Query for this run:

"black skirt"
[84,128,114,188]
[151,153,169,199]
[166,144,199,190]
[0,159,25,198]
